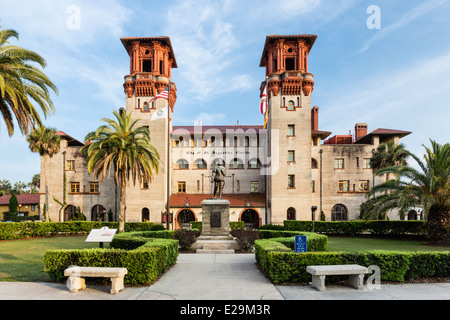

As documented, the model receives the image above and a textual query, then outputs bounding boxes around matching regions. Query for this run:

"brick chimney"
[355,123,368,141]
[311,106,319,131]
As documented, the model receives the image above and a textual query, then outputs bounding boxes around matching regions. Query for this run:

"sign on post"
[86,226,117,248]
[295,235,307,253]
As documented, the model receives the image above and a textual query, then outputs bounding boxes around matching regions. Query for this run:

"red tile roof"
[354,128,411,144]
[0,193,40,205]
[170,193,266,207]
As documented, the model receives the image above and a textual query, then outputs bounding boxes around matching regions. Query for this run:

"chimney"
[355,123,368,141]
[311,106,319,131]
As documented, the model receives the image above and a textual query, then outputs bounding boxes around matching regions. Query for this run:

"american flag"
[149,86,169,103]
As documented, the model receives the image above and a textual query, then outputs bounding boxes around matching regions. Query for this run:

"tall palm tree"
[0,179,11,195]
[363,140,449,243]
[370,140,409,182]
[0,27,58,136]
[27,126,60,221]
[81,110,160,233]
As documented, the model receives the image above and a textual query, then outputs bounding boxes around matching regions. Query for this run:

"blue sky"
[1,0,449,185]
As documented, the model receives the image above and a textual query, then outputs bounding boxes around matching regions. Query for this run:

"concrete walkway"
[0,253,449,300]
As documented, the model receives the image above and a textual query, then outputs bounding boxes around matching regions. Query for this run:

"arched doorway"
[331,204,348,221]
[142,207,150,222]
[91,205,106,221]
[287,207,296,220]
[177,209,196,229]
[64,205,77,221]
[240,209,260,229]
[407,210,418,220]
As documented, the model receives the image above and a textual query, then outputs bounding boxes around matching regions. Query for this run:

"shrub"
[230,228,259,251]
[283,220,426,237]
[0,221,165,240]
[43,237,178,285]
[255,238,450,284]
[173,229,200,250]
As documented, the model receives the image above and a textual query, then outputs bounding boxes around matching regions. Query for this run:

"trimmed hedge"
[43,236,178,285]
[0,221,165,240]
[258,230,328,252]
[283,220,427,237]
[255,238,450,284]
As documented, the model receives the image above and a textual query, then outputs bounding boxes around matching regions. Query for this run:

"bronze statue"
[211,161,226,198]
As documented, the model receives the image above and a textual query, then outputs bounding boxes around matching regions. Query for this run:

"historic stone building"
[39,34,411,228]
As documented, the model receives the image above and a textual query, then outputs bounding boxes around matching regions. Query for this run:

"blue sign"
[295,235,307,253]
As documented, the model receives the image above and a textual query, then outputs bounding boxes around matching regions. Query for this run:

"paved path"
[0,253,449,300]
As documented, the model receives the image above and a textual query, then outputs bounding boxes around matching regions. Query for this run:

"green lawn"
[327,236,450,252]
[0,235,108,282]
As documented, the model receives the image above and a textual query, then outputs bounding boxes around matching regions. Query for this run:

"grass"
[0,235,109,282]
[327,236,450,252]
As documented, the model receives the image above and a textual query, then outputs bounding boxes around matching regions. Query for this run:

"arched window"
[311,158,318,169]
[287,100,295,111]
[91,205,106,221]
[64,205,77,221]
[142,208,150,222]
[248,158,261,169]
[287,207,296,220]
[176,158,189,169]
[194,158,207,169]
[229,158,244,169]
[331,204,348,221]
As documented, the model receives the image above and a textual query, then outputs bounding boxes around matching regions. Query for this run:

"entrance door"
[240,209,260,229]
[177,209,195,229]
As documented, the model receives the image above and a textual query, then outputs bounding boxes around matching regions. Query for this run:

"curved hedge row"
[43,232,178,285]
[255,238,450,284]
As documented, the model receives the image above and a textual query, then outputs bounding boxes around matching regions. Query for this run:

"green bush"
[283,220,426,237]
[255,238,450,284]
[0,221,165,240]
[43,237,178,285]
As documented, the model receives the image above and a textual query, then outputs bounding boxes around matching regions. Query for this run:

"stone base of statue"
[201,198,230,236]
[193,198,240,254]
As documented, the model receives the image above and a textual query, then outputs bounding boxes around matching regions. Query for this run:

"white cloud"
[360,0,448,53]
[320,49,450,160]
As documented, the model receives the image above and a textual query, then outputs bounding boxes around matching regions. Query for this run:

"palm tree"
[0,27,58,136]
[26,126,60,221]
[364,140,449,243]
[0,179,11,195]
[370,140,409,182]
[81,110,160,233]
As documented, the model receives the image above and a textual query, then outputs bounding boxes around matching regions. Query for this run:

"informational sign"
[295,235,307,253]
[86,226,117,244]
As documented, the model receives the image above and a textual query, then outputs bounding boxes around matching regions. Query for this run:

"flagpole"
[166,83,171,230]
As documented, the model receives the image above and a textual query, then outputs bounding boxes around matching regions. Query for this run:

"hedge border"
[255,238,450,284]
[43,233,179,285]
[283,220,427,237]
[0,221,165,240]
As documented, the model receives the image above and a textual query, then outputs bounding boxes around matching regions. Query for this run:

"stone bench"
[306,264,368,291]
[64,266,128,294]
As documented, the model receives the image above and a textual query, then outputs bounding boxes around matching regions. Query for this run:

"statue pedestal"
[201,198,230,237]
[194,198,239,253]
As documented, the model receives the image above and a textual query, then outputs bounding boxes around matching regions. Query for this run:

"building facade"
[39,34,411,228]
